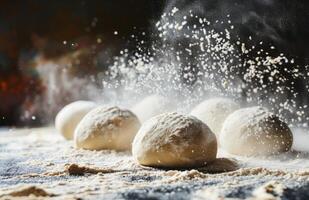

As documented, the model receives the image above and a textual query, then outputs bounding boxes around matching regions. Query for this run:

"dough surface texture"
[131,95,173,123]
[220,106,293,156]
[55,101,97,140]
[132,112,217,168]
[190,98,239,135]
[74,106,141,151]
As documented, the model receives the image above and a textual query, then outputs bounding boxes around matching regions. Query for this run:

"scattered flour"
[131,94,174,123]
[0,186,53,198]
[190,98,240,136]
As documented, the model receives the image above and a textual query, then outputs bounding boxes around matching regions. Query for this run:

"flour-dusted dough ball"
[220,106,293,156]
[74,106,141,151]
[55,101,97,140]
[190,98,240,136]
[131,95,173,123]
[132,112,217,168]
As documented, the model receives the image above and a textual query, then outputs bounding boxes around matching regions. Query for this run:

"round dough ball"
[55,101,97,140]
[190,98,240,136]
[74,106,141,151]
[131,95,173,123]
[220,106,293,156]
[132,112,217,168]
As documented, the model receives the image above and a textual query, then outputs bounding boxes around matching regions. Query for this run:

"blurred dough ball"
[190,98,240,136]
[74,106,141,151]
[220,106,293,156]
[132,112,217,168]
[55,101,97,140]
[131,94,173,123]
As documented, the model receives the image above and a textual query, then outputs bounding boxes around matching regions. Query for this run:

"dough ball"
[220,106,293,156]
[74,106,141,151]
[55,101,97,140]
[190,98,239,136]
[132,112,217,168]
[131,95,173,123]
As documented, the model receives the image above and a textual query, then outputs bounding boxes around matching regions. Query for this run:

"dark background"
[0,0,165,126]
